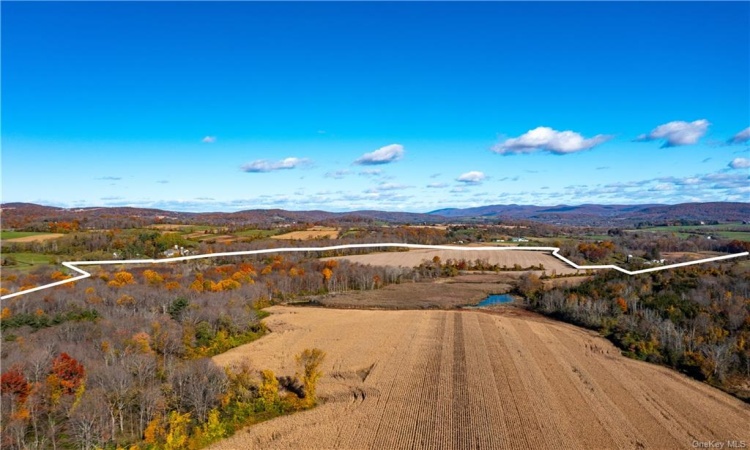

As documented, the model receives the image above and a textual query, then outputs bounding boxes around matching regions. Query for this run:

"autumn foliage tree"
[517,272,544,300]
[107,270,135,288]
[1,366,31,405]
[259,369,280,410]
[49,352,85,396]
[296,348,326,406]
[1,366,32,449]
[143,269,164,285]
[577,241,615,262]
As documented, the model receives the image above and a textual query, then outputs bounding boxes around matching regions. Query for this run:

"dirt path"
[211,306,750,449]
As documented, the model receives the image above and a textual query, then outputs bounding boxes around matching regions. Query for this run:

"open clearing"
[2,233,65,243]
[323,249,579,274]
[149,224,212,231]
[0,252,56,267]
[662,251,724,262]
[272,227,340,240]
[307,277,512,309]
[212,306,750,449]
[1,231,54,240]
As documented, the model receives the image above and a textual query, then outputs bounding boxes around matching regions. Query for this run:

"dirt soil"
[272,228,340,240]
[322,249,579,275]
[662,251,724,262]
[150,224,195,230]
[211,306,750,450]
[4,233,64,243]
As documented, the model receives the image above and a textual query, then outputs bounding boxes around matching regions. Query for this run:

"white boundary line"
[1,244,747,301]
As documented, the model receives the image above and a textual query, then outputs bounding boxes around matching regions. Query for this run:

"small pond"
[476,294,515,307]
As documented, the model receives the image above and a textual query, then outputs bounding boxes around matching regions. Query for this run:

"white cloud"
[377,182,408,191]
[325,169,351,179]
[492,127,611,155]
[729,127,750,145]
[358,169,383,177]
[648,183,674,192]
[728,157,750,169]
[364,182,411,193]
[241,157,310,173]
[202,136,217,143]
[636,119,709,147]
[456,171,486,184]
[354,144,404,165]
[427,182,448,188]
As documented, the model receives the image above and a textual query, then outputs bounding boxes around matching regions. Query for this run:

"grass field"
[149,224,215,232]
[713,231,750,242]
[2,233,65,243]
[234,229,279,238]
[630,223,750,240]
[211,306,750,449]
[1,252,57,266]
[627,224,750,242]
[636,222,747,231]
[1,231,59,240]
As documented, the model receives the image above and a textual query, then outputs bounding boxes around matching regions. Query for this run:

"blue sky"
[2,2,748,213]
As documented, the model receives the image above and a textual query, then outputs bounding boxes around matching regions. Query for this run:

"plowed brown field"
[4,233,64,243]
[211,306,750,450]
[272,228,340,240]
[322,249,579,274]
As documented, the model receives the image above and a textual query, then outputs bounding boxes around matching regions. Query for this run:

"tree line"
[520,262,750,400]
[1,251,413,448]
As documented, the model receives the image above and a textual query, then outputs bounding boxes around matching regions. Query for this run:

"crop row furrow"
[551,322,749,445]
[370,312,430,449]
[463,312,507,448]
[349,312,423,448]
[534,322,644,448]
[450,313,471,449]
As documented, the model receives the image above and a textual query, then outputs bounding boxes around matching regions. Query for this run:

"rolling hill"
[1,201,748,228]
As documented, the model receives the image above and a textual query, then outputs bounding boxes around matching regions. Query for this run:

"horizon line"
[1,243,747,301]
[2,200,748,216]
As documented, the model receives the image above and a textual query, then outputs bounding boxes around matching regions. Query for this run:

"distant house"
[164,245,189,257]
[510,237,529,242]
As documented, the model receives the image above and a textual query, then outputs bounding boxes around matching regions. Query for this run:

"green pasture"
[634,222,749,232]
[0,231,53,240]
[234,229,279,238]
[1,252,57,266]
[713,231,750,242]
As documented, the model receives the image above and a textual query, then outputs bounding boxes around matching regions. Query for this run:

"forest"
[521,262,750,400]
[0,252,412,449]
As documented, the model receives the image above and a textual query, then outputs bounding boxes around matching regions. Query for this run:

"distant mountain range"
[0,203,441,227]
[1,202,749,227]
[429,202,750,225]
